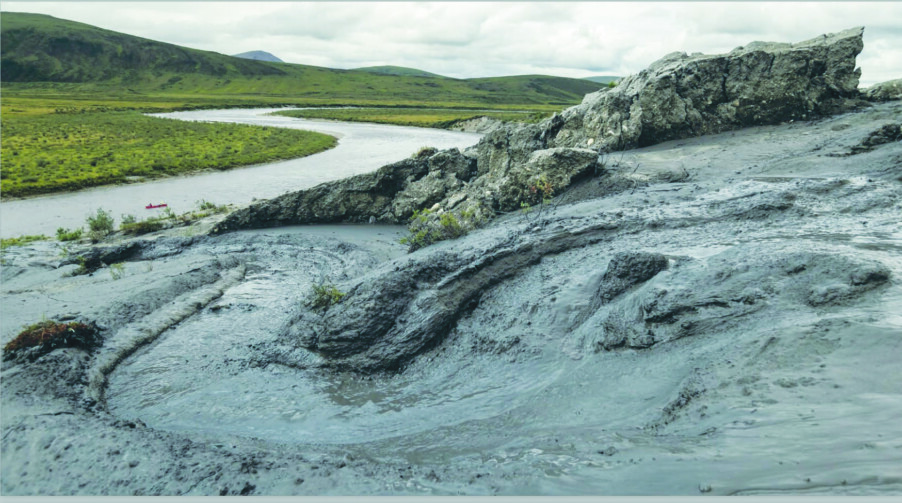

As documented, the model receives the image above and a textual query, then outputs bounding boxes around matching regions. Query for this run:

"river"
[0,108,481,238]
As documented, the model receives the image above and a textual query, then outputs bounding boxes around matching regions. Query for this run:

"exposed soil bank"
[2,99,900,495]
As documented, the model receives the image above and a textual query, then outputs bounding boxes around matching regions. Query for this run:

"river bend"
[0,109,481,237]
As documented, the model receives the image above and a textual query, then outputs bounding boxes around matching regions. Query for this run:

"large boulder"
[473,146,600,212]
[389,148,479,220]
[397,145,598,251]
[214,148,475,232]
[548,27,865,150]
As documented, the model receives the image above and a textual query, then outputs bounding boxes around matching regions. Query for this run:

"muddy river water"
[0,109,481,237]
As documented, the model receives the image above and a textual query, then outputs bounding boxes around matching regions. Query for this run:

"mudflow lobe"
[3,26,902,496]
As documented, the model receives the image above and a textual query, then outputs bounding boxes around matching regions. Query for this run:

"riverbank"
[0,108,338,199]
[271,106,551,129]
[0,109,481,238]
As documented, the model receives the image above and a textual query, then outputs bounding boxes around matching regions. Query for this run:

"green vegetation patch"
[0,110,337,198]
[86,207,115,242]
[119,200,231,236]
[273,107,552,129]
[309,282,346,310]
[0,234,50,249]
[56,227,84,241]
[400,207,486,251]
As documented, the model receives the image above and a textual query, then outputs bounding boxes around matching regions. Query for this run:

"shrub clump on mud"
[400,207,486,252]
[86,207,115,242]
[120,218,166,236]
[56,226,84,242]
[0,234,50,249]
[3,320,101,362]
[309,282,346,310]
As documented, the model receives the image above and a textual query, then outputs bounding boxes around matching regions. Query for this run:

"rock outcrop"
[594,250,891,351]
[865,78,902,102]
[213,148,478,232]
[215,28,866,240]
[849,123,902,155]
[549,27,865,151]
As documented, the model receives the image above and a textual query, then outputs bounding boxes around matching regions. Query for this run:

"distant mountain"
[583,75,621,85]
[0,12,605,106]
[233,50,283,63]
[353,65,444,78]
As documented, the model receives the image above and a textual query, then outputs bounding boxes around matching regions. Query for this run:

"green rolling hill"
[1,12,604,107]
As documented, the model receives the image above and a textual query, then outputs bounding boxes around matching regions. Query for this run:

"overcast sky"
[3,2,901,86]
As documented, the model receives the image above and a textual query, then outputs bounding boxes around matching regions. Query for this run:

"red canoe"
[145,203,168,209]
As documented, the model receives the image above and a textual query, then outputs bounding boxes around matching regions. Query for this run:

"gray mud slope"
[2,25,902,494]
[2,100,900,496]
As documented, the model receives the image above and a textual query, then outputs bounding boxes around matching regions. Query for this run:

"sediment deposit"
[2,29,901,495]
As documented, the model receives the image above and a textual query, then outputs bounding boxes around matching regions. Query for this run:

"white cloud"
[2,2,900,84]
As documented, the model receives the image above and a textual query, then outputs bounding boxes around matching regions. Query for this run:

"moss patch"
[3,320,101,362]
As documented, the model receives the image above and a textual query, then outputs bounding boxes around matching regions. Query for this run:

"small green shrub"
[520,174,556,224]
[120,213,137,225]
[412,146,437,159]
[73,255,89,275]
[196,199,217,211]
[309,282,346,310]
[530,174,555,205]
[120,219,165,236]
[399,208,437,249]
[400,206,486,251]
[86,207,114,242]
[109,262,125,280]
[56,227,83,241]
[183,199,230,221]
[438,211,466,239]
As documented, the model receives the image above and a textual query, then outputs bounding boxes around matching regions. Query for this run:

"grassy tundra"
[0,12,603,199]
[0,107,336,199]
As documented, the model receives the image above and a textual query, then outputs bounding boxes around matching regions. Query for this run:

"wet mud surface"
[2,102,901,495]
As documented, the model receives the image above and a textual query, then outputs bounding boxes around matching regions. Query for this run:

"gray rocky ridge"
[215,27,868,240]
